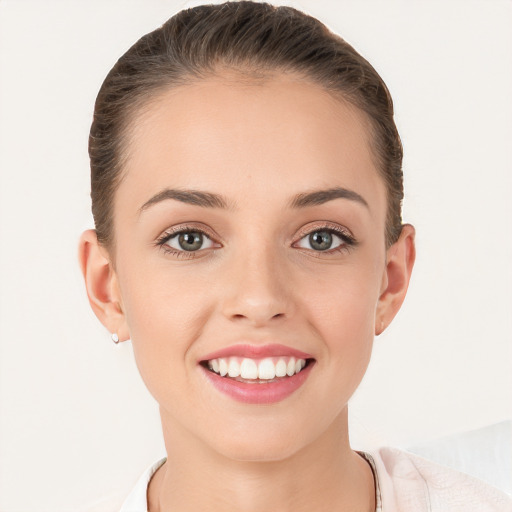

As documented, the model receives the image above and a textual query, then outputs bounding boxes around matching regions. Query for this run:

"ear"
[78,230,129,342]
[375,224,416,335]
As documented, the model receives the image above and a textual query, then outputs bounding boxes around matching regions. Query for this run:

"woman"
[79,2,511,511]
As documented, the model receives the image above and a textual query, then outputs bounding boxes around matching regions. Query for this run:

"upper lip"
[200,344,313,362]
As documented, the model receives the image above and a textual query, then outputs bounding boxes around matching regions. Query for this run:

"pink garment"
[83,447,512,511]
[369,447,512,511]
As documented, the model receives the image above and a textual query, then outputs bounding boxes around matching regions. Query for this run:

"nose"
[220,243,293,327]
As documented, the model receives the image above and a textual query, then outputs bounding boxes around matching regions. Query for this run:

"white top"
[117,447,512,512]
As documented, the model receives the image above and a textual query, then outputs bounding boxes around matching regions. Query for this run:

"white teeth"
[286,357,296,376]
[219,358,228,377]
[275,359,287,377]
[258,358,276,380]
[227,358,241,377]
[240,358,258,379]
[207,356,308,380]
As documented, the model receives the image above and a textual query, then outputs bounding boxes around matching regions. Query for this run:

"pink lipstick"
[199,344,315,404]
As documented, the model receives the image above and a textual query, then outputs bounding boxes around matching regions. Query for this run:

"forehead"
[120,71,386,217]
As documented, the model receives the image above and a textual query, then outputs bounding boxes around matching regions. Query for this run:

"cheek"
[302,252,382,325]
[307,276,377,355]
[115,257,216,397]
[298,257,382,376]
[118,250,214,332]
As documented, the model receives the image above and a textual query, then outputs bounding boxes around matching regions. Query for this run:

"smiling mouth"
[201,356,314,383]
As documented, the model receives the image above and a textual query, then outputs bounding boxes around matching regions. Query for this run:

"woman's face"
[109,72,393,461]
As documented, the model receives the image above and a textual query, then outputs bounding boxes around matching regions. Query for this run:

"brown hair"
[89,1,403,249]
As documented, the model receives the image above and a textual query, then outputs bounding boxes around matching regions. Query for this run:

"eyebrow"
[290,187,369,209]
[139,188,231,214]
[138,185,368,215]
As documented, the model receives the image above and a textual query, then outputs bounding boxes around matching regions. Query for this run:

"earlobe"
[78,230,129,342]
[375,224,416,335]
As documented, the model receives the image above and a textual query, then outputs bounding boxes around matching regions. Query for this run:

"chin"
[217,436,305,463]
[205,415,321,464]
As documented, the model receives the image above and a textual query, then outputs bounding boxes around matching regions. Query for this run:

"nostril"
[230,312,286,323]
[222,294,291,325]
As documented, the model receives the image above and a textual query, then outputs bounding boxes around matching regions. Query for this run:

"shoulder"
[119,457,167,512]
[79,457,167,512]
[368,447,512,512]
[78,494,125,512]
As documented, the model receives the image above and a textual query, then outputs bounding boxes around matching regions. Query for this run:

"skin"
[80,71,415,512]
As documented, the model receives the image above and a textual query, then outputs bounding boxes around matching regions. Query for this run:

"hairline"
[103,65,396,256]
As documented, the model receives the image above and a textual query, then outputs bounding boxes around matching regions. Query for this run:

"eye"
[295,230,342,251]
[165,230,214,252]
[293,225,356,253]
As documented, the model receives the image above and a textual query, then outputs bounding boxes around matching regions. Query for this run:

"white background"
[0,1,511,510]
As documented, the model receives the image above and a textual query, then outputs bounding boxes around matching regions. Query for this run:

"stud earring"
[111,333,120,344]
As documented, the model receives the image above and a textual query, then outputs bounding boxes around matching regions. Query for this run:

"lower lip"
[201,362,314,404]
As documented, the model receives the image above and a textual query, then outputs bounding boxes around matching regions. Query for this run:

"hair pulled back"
[89,1,403,249]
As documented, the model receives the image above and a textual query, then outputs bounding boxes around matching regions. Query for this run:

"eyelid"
[155,223,223,255]
[154,221,356,259]
[156,222,220,242]
[293,221,356,244]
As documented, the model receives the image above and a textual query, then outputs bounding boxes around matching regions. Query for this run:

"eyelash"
[293,223,357,255]
[155,225,217,259]
[155,222,357,259]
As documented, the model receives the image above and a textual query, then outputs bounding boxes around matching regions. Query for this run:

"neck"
[148,407,375,512]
